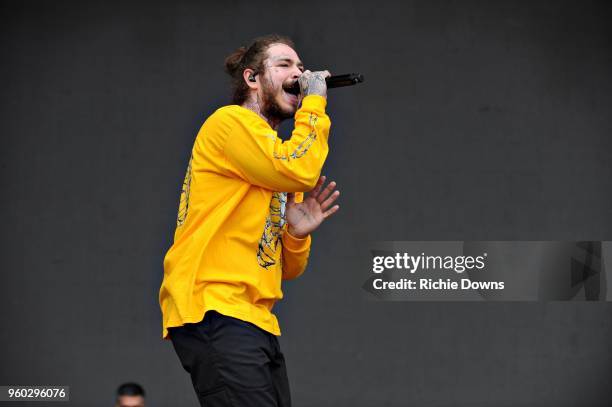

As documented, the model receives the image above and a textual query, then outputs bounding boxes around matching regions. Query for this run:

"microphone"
[284,73,364,95]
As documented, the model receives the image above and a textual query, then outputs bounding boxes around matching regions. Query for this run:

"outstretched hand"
[286,176,340,239]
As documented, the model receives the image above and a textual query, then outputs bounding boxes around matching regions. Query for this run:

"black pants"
[169,311,292,407]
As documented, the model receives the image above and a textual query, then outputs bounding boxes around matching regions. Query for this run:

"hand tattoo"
[298,70,329,98]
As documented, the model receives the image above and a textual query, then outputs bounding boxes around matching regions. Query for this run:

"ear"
[243,68,258,90]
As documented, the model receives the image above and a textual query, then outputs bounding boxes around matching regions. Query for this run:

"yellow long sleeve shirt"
[159,95,331,338]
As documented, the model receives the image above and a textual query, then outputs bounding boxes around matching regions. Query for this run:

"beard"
[259,75,296,122]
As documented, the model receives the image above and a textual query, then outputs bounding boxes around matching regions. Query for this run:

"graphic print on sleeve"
[176,154,193,226]
[257,192,287,269]
[273,113,318,160]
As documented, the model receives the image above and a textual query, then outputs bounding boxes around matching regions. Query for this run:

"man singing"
[159,34,339,407]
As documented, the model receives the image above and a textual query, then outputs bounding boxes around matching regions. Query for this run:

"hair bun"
[224,46,247,76]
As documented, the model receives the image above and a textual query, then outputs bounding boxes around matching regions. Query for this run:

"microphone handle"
[326,73,365,88]
[288,73,364,93]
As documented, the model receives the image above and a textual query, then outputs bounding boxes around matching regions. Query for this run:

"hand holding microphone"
[298,70,332,98]
[285,72,365,98]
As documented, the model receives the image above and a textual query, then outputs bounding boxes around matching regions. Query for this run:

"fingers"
[310,176,341,217]
[298,70,311,83]
[323,204,339,219]
[298,70,330,79]
[321,190,340,211]
[317,180,337,203]
[298,70,329,97]
[310,175,326,198]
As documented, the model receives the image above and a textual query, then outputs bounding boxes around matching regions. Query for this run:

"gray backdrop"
[1,1,611,406]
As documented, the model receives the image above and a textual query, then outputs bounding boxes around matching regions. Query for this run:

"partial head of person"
[224,34,306,126]
[115,382,145,407]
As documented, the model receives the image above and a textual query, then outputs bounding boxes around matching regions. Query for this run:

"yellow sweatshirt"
[159,95,331,338]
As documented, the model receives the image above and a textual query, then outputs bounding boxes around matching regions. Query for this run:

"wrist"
[287,226,308,240]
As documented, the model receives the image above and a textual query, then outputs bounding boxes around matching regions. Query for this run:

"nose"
[291,66,302,79]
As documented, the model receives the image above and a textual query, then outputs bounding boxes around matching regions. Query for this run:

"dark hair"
[117,382,145,398]
[224,34,295,105]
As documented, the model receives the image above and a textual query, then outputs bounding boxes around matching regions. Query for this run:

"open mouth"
[282,81,300,96]
[283,90,299,105]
